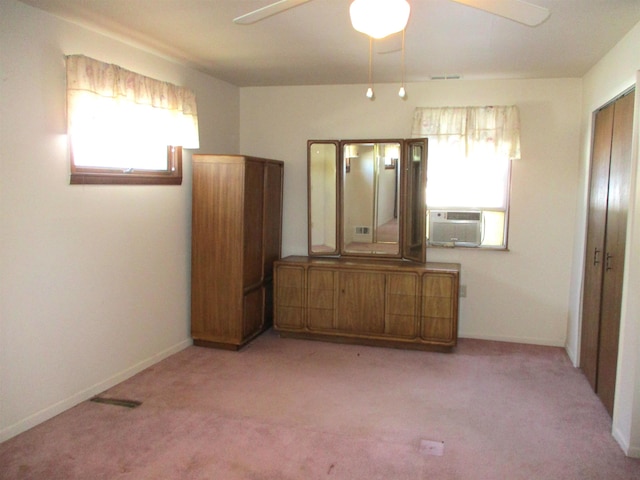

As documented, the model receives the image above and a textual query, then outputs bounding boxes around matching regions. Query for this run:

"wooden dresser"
[191,154,283,350]
[274,256,460,351]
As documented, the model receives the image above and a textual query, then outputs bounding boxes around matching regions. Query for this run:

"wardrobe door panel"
[243,161,265,288]
[243,287,265,338]
[264,162,284,280]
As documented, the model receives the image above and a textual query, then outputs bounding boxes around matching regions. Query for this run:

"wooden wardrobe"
[191,154,284,350]
[580,89,635,416]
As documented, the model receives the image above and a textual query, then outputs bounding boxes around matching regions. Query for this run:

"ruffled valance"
[66,54,199,157]
[411,105,520,160]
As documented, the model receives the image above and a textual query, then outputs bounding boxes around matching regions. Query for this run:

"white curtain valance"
[66,54,199,152]
[411,105,521,160]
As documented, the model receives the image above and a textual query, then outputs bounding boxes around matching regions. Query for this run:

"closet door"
[580,102,614,392]
[597,90,635,415]
[580,89,635,417]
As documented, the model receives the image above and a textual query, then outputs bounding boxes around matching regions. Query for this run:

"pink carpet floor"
[1,330,639,479]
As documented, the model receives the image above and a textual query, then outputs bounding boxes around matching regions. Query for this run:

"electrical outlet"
[459,285,467,297]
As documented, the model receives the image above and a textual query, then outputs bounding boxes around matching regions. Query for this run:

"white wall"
[570,21,640,457]
[0,0,240,441]
[240,78,582,347]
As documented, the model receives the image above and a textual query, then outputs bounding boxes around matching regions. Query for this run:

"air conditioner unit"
[429,211,482,247]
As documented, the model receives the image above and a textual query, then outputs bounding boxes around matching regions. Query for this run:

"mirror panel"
[342,141,401,257]
[308,141,339,255]
[307,138,427,262]
[403,138,428,263]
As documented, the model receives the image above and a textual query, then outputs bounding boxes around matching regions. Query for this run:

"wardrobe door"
[580,103,614,391]
[243,160,265,289]
[597,90,635,415]
[263,162,284,281]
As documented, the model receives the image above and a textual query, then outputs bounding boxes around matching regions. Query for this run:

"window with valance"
[66,54,200,185]
[412,105,521,248]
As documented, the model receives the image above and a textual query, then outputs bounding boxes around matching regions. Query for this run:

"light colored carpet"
[1,330,639,479]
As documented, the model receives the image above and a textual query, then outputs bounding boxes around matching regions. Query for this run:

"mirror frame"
[307,138,428,263]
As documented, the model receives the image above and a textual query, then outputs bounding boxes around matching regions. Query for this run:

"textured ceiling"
[19,0,640,87]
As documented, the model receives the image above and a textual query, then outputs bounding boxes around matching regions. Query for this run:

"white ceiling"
[19,0,640,87]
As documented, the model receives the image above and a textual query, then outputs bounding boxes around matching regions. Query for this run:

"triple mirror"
[308,138,428,263]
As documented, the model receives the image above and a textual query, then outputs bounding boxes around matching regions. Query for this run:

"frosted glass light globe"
[350,0,410,39]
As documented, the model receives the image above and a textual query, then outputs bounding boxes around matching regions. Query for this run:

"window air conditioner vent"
[445,211,481,221]
[429,210,482,247]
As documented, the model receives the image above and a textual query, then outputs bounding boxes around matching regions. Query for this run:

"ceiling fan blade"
[233,0,313,25]
[450,0,550,27]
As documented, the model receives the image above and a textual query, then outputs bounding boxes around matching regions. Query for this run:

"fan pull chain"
[366,36,374,99]
[399,28,407,99]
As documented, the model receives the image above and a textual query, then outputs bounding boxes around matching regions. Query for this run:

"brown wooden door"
[597,90,635,415]
[580,89,634,417]
[191,160,244,342]
[580,102,614,391]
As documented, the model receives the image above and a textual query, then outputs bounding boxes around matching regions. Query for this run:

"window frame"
[426,157,513,250]
[70,146,182,185]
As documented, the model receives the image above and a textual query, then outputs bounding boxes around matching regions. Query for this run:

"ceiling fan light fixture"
[350,0,410,39]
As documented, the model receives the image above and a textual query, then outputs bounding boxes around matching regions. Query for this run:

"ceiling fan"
[233,0,551,28]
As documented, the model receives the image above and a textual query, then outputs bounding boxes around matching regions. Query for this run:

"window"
[412,106,520,249]
[66,55,199,185]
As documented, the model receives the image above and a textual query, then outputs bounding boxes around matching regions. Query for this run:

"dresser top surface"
[276,255,460,273]
[193,154,284,166]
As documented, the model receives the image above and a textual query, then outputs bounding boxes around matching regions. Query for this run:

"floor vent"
[419,439,445,456]
[90,396,142,408]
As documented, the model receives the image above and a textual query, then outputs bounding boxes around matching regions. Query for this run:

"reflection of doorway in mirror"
[343,147,374,247]
[343,143,400,255]
[375,144,399,243]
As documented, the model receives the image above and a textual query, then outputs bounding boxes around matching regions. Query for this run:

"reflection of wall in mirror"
[310,144,336,250]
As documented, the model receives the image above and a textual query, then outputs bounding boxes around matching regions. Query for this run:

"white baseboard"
[0,338,192,443]
[613,425,640,458]
[564,342,580,367]
[458,332,566,348]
